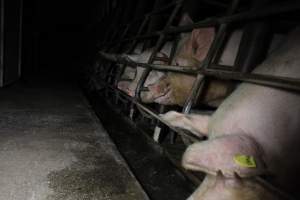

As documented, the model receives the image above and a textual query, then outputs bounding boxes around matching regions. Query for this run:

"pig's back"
[208,27,300,195]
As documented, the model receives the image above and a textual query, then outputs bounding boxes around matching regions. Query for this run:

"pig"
[117,42,173,101]
[141,16,237,107]
[118,14,235,106]
[187,172,287,200]
[161,27,300,199]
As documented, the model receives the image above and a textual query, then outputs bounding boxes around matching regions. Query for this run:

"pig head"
[140,27,216,106]
[117,43,172,101]
[143,24,235,107]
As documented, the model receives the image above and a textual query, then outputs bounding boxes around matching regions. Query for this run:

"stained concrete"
[0,82,149,200]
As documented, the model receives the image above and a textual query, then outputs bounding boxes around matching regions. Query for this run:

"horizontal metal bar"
[200,68,300,92]
[100,2,300,47]
[165,2,300,34]
[99,51,300,92]
[99,51,198,74]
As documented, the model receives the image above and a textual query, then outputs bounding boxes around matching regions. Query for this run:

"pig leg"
[182,134,267,178]
[160,111,211,137]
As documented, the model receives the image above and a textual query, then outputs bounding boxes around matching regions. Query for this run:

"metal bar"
[106,84,202,142]
[98,0,181,48]
[182,23,228,113]
[98,51,300,93]
[100,1,300,47]
[134,2,184,101]
[99,51,198,73]
[199,68,300,92]
[114,17,150,97]
[182,0,240,114]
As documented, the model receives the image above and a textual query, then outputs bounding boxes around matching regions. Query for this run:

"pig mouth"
[152,88,172,104]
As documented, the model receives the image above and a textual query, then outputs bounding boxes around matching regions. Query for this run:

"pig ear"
[182,134,268,178]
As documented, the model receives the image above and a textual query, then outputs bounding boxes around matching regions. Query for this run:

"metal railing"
[95,0,300,142]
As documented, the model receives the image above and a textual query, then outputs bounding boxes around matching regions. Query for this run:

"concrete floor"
[0,82,148,200]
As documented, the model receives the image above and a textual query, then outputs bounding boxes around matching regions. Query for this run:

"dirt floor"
[0,82,148,200]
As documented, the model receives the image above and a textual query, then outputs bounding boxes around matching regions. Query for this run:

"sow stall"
[86,0,300,199]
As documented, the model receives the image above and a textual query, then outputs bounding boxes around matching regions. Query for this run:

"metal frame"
[93,1,300,197]
[96,0,300,138]
[97,0,300,139]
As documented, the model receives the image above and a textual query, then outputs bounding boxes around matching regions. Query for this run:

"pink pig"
[161,27,300,199]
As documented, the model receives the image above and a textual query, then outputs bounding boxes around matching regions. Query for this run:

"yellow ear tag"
[234,155,256,168]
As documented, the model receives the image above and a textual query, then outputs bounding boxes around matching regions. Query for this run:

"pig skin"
[162,27,300,199]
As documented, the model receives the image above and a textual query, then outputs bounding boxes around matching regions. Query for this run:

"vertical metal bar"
[134,1,183,141]
[114,16,150,106]
[114,17,150,114]
[135,2,183,101]
[182,24,228,113]
[182,0,240,114]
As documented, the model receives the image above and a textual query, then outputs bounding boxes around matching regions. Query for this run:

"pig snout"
[148,82,170,95]
[140,79,172,104]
